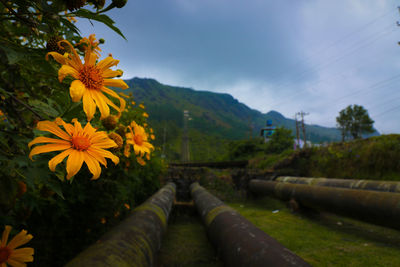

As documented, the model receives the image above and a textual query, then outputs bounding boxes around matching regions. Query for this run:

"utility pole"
[181,110,190,162]
[297,111,309,148]
[294,114,300,149]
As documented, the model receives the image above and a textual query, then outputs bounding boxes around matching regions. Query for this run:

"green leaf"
[0,46,25,64]
[74,9,126,40]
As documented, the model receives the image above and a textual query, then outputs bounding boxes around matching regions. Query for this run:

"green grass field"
[159,195,400,266]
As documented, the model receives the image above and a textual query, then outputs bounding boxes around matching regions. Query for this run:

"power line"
[268,28,397,109]
[372,103,400,119]
[265,8,395,86]
[271,24,395,95]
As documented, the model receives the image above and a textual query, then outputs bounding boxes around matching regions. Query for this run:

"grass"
[157,208,223,267]
[227,196,400,267]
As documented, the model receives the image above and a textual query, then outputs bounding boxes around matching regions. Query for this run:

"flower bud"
[101,115,118,130]
[108,132,123,150]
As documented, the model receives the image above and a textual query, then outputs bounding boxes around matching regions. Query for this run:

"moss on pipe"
[190,182,310,267]
[66,182,176,267]
[249,179,400,230]
[275,176,400,193]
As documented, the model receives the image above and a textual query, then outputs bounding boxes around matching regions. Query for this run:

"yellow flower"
[119,92,129,98]
[77,34,101,56]
[124,203,130,210]
[131,101,136,105]
[64,11,77,23]
[136,157,146,166]
[142,112,149,118]
[0,225,34,266]
[29,118,119,180]
[124,121,154,158]
[139,104,145,109]
[150,128,153,133]
[150,134,155,140]
[46,38,128,121]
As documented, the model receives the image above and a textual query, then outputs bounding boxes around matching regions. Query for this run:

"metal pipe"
[249,179,400,230]
[190,182,310,267]
[65,182,176,267]
[275,176,400,193]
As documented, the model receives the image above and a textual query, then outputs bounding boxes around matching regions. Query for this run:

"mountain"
[121,77,376,161]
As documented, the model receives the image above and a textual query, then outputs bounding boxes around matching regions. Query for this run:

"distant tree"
[336,105,374,140]
[265,127,294,154]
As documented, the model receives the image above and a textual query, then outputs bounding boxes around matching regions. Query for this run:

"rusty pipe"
[275,176,400,193]
[249,179,400,230]
[65,182,176,267]
[190,182,310,267]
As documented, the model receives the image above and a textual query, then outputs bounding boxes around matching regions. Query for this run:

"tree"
[265,127,294,153]
[336,105,374,140]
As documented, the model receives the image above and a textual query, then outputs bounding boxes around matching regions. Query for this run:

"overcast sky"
[77,0,400,134]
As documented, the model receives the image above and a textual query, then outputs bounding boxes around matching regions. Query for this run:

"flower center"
[134,134,143,146]
[79,65,103,90]
[0,247,11,263]
[71,136,91,151]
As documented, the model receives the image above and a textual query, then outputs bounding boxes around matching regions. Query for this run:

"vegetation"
[226,126,294,161]
[159,214,223,267]
[0,1,163,266]
[336,104,375,140]
[121,78,353,161]
[251,134,400,181]
[229,197,400,267]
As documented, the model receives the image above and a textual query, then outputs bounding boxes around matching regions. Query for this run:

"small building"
[260,120,276,142]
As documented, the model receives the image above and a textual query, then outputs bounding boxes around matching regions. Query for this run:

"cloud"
[77,0,400,133]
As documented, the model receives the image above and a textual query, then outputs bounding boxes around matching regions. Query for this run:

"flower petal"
[58,65,79,82]
[97,57,119,71]
[91,91,110,119]
[29,144,71,160]
[124,143,131,158]
[55,118,75,136]
[102,69,122,78]
[83,152,102,180]
[59,40,82,70]
[4,258,28,267]
[89,132,110,144]
[102,95,120,112]
[36,121,71,140]
[1,225,11,247]
[83,90,96,121]
[70,80,86,102]
[46,52,66,64]
[86,149,107,167]
[88,147,119,165]
[103,79,129,89]
[82,121,97,136]
[101,87,126,115]
[137,157,146,166]
[66,150,84,179]
[48,149,73,172]
[84,51,98,67]
[7,230,33,250]
[10,247,34,262]
[28,137,70,149]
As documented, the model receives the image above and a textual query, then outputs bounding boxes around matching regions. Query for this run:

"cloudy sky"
[78,0,400,133]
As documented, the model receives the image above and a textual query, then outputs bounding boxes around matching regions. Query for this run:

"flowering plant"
[0,0,162,265]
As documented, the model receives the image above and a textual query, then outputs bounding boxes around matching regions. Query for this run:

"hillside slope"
[122,77,377,161]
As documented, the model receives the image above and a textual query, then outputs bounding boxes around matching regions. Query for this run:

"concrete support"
[249,179,400,230]
[275,176,400,193]
[190,182,310,267]
[65,183,176,267]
